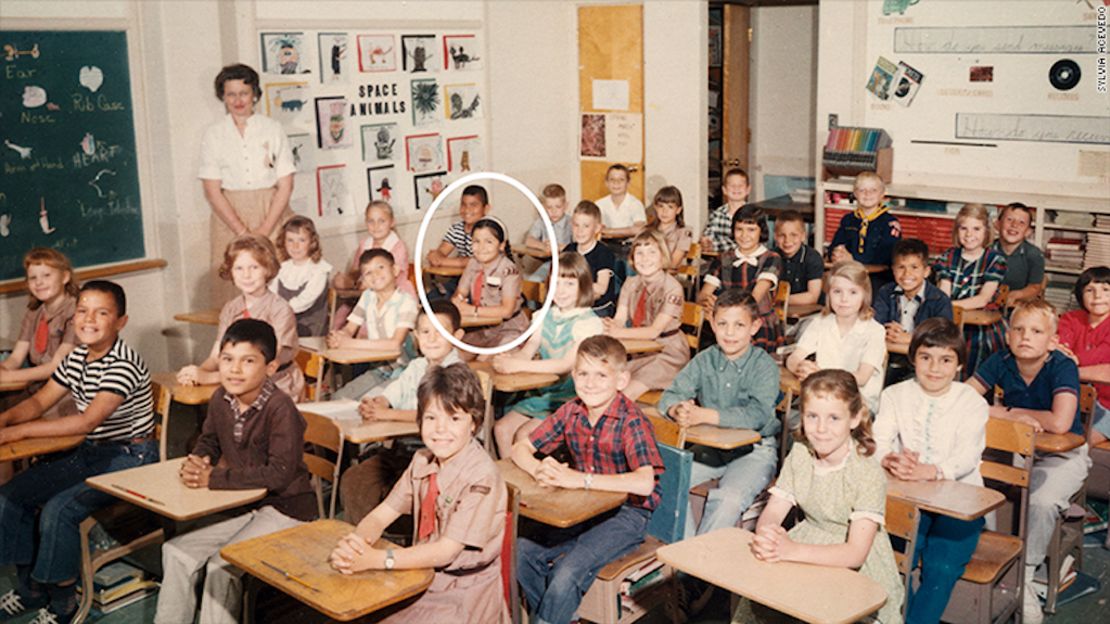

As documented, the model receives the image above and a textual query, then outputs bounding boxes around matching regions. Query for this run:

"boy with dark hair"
[512,335,664,624]
[426,184,491,270]
[0,280,157,622]
[155,319,315,624]
[967,300,1089,624]
[873,238,953,347]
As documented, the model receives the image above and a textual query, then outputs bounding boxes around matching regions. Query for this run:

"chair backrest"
[676,242,701,277]
[645,409,685,447]
[774,280,791,322]
[990,283,1010,309]
[1081,383,1098,441]
[501,483,522,624]
[982,417,1036,538]
[474,369,495,456]
[300,410,344,519]
[295,349,325,400]
[150,380,173,462]
[647,442,693,544]
[885,495,921,611]
[951,304,964,330]
[680,301,704,351]
[521,280,546,306]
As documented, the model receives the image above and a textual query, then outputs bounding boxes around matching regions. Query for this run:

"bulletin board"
[0,30,147,282]
[577,4,645,204]
[255,28,488,229]
[857,0,1109,192]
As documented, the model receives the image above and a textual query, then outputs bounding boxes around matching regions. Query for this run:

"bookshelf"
[822,126,892,182]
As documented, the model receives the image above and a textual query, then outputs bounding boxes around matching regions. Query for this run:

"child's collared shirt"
[198,114,295,190]
[51,337,153,442]
[218,291,304,399]
[658,223,694,260]
[991,238,1045,293]
[1058,309,1110,411]
[18,294,76,367]
[193,379,316,520]
[777,244,824,296]
[442,221,474,258]
[349,288,419,341]
[795,313,887,414]
[529,392,664,510]
[658,344,781,437]
[701,204,741,254]
[528,213,573,248]
[829,207,902,266]
[595,194,646,229]
[564,241,620,316]
[371,350,462,410]
[350,231,414,296]
[873,280,953,332]
[973,349,1083,436]
[874,379,988,486]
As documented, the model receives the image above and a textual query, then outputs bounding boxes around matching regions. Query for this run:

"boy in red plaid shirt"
[511,335,664,624]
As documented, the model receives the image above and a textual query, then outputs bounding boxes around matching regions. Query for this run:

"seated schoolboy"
[659,289,780,538]
[875,318,988,624]
[874,238,953,348]
[512,335,664,624]
[524,183,573,280]
[595,164,645,240]
[772,209,823,307]
[155,319,316,624]
[425,184,491,297]
[564,200,621,318]
[700,167,750,255]
[329,248,419,400]
[339,301,465,522]
[967,299,1089,624]
[992,202,1045,306]
[0,280,158,622]
[828,171,901,291]
[329,363,509,624]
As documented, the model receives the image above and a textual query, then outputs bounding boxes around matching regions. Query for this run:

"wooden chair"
[475,369,495,456]
[74,381,173,623]
[675,241,701,300]
[501,483,522,624]
[942,417,1036,624]
[301,411,344,519]
[637,302,703,408]
[773,280,791,322]
[576,442,691,624]
[295,348,326,401]
[521,279,547,307]
[952,304,964,332]
[955,284,1009,329]
[1042,383,1098,613]
[885,496,921,619]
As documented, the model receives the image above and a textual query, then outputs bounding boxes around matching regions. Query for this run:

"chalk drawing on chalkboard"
[955,113,1110,145]
[39,201,55,235]
[81,133,96,156]
[22,86,46,108]
[79,66,104,93]
[4,140,32,160]
[88,169,117,199]
[261,32,312,75]
[264,81,310,131]
[0,214,9,237]
[2,43,39,61]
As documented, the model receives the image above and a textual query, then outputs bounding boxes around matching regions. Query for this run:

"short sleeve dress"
[619,274,691,391]
[506,307,604,418]
[933,247,1007,376]
[732,444,904,624]
[708,247,785,352]
[216,292,305,400]
[458,255,529,349]
[8,296,79,416]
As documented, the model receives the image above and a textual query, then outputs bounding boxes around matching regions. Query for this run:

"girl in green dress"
[738,369,904,624]
[491,252,604,457]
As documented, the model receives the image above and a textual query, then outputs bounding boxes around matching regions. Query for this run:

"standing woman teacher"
[199,63,296,304]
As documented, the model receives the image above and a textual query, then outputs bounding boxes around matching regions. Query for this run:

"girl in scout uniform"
[605,230,691,402]
[329,363,509,624]
[453,218,528,354]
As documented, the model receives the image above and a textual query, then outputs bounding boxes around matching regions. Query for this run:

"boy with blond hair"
[968,299,1089,624]
[512,335,664,624]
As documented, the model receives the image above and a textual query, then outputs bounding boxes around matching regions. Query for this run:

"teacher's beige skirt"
[209,188,293,306]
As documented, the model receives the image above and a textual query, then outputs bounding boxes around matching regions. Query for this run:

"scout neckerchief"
[631,287,649,327]
[854,204,890,254]
[418,472,439,540]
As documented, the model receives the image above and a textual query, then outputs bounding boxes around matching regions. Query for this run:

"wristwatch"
[384,547,395,570]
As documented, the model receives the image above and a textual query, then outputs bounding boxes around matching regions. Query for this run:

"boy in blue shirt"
[968,299,1089,624]
[874,239,953,341]
[523,184,573,282]
[829,172,901,292]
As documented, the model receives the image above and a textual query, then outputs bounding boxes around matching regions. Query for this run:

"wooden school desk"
[643,406,760,451]
[1034,430,1086,454]
[298,337,402,399]
[421,265,464,278]
[657,528,888,624]
[516,246,552,260]
[461,315,502,329]
[0,379,29,393]
[497,459,627,529]
[468,361,559,394]
[173,308,220,326]
[221,519,433,622]
[782,303,823,321]
[0,435,84,463]
[151,372,219,406]
[886,340,909,356]
[620,338,664,355]
[886,476,1004,522]
[779,364,801,395]
[86,457,266,522]
[297,399,420,446]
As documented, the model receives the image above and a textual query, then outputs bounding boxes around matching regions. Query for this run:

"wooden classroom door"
[721,3,750,173]
[578,4,645,204]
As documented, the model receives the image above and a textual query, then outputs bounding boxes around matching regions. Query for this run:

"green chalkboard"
[0,30,144,281]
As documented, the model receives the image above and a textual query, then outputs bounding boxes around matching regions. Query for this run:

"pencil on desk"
[111,483,165,506]
[262,560,321,593]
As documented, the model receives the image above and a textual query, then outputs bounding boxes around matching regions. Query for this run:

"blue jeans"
[0,439,158,583]
[686,438,778,538]
[517,504,650,624]
[1092,400,1110,440]
[905,511,984,624]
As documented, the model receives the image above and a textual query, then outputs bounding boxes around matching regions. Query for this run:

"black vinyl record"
[1049,59,1081,91]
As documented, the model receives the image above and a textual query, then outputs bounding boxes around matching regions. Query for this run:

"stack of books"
[1085,231,1110,269]
[79,561,159,615]
[1030,554,1077,600]
[1045,235,1085,271]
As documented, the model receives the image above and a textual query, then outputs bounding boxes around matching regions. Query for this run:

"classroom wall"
[1,0,709,373]
[749,4,818,200]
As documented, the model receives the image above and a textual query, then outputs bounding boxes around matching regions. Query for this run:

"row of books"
[824,127,892,154]
[1045,232,1110,271]
[77,561,159,615]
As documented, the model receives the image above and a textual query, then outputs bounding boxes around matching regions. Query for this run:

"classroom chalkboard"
[0,30,145,282]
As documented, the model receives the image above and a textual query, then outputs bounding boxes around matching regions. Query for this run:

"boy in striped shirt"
[0,280,157,623]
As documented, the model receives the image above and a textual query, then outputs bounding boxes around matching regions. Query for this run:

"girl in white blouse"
[271,216,332,337]
[874,318,989,624]
[199,63,295,304]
